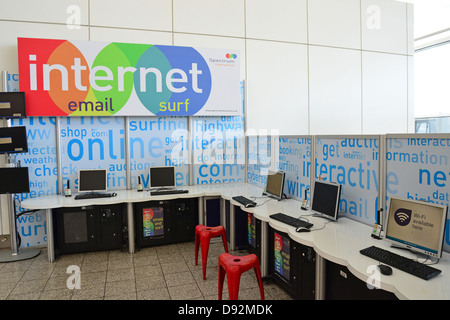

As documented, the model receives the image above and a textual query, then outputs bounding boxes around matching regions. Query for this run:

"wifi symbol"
[394,209,412,226]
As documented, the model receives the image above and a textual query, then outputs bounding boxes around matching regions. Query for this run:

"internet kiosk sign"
[18,37,241,117]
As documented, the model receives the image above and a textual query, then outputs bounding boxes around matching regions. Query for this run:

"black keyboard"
[269,213,313,229]
[360,245,442,280]
[150,189,188,196]
[232,196,257,208]
[75,192,115,200]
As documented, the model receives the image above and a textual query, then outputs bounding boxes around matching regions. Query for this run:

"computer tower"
[268,227,316,300]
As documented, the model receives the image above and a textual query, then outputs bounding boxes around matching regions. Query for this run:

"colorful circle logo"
[44,41,212,116]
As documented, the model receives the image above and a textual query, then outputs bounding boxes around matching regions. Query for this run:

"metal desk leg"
[46,208,54,263]
[260,220,268,277]
[315,255,326,300]
[198,197,204,225]
[127,202,135,254]
[229,204,235,251]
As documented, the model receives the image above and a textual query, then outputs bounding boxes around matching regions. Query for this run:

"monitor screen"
[263,170,285,200]
[0,167,30,194]
[384,197,448,258]
[150,166,175,188]
[78,169,107,192]
[0,126,28,154]
[311,180,342,221]
[0,92,26,118]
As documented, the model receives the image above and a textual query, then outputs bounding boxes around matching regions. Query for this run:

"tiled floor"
[0,241,293,300]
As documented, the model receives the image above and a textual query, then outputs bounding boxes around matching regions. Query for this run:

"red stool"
[218,253,265,300]
[195,225,228,280]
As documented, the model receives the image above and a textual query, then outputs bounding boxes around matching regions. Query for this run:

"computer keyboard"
[232,196,257,208]
[269,213,313,229]
[360,245,442,280]
[150,189,188,196]
[74,192,116,200]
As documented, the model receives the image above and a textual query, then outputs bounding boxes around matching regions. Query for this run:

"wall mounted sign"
[18,37,241,117]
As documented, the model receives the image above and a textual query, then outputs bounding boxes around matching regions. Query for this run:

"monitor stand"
[0,194,40,263]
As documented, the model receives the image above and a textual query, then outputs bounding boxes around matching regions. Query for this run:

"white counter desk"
[21,182,450,300]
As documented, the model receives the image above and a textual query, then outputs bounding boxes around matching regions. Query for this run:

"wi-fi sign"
[394,208,412,226]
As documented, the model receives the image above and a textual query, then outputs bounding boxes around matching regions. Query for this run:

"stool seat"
[218,253,265,300]
[195,225,228,280]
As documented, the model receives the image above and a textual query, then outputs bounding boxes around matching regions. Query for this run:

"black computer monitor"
[78,169,107,192]
[0,126,28,154]
[0,92,26,118]
[263,170,285,200]
[384,197,448,259]
[311,180,342,221]
[149,166,175,189]
[0,167,30,194]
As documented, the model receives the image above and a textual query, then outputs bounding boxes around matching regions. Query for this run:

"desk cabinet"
[53,204,124,256]
[134,198,198,249]
[268,227,316,300]
[325,260,398,300]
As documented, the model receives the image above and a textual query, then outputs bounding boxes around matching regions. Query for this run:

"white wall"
[0,0,414,233]
[0,0,414,135]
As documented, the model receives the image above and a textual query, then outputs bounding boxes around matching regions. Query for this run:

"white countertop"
[22,182,450,300]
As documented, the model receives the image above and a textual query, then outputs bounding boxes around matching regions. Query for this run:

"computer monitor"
[0,167,30,194]
[149,166,175,189]
[384,197,448,259]
[0,126,28,154]
[78,169,107,192]
[311,180,342,221]
[263,170,285,200]
[0,92,26,118]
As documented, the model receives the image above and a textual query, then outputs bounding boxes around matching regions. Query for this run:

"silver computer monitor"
[311,180,342,221]
[78,169,107,192]
[149,166,175,189]
[384,197,448,258]
[263,170,285,200]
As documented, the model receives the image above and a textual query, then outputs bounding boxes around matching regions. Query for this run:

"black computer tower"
[134,198,198,248]
[53,204,124,255]
[268,227,316,300]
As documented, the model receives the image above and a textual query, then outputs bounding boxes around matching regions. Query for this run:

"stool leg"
[254,265,265,300]
[221,233,229,253]
[200,234,210,280]
[218,265,226,300]
[226,269,241,300]
[194,231,199,266]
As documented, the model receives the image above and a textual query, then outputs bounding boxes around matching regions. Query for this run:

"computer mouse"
[378,264,393,276]
[245,203,256,208]
[111,192,117,197]
[296,227,311,233]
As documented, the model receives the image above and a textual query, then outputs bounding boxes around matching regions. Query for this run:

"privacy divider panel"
[128,116,189,188]
[385,134,450,252]
[59,117,127,191]
[246,135,272,189]
[276,136,311,201]
[314,136,381,225]
[192,115,245,185]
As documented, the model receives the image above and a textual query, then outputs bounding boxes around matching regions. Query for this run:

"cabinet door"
[55,207,97,254]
